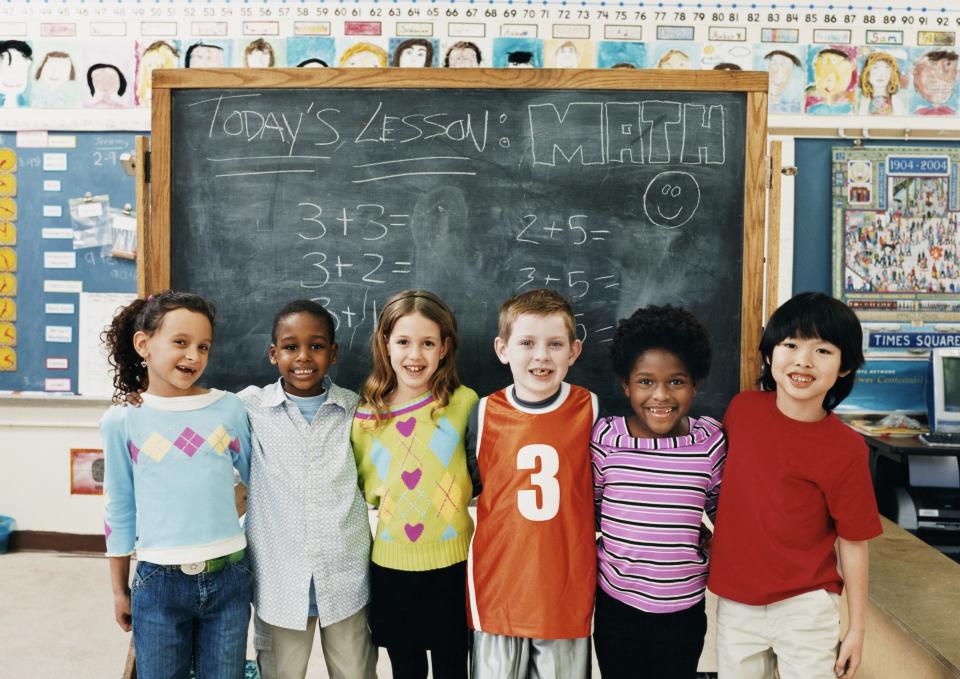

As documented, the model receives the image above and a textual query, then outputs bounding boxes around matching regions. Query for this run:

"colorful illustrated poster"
[70,448,104,495]
[833,146,960,320]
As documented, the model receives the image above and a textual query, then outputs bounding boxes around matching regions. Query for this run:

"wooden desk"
[862,518,960,678]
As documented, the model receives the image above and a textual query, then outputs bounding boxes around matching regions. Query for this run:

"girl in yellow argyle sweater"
[352,290,477,679]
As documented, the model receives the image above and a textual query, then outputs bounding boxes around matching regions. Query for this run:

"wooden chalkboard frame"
[148,68,769,390]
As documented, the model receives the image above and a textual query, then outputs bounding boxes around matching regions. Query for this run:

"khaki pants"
[254,607,378,679]
[717,590,841,679]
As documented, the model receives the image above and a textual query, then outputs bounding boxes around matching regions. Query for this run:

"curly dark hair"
[101,291,217,402]
[609,304,712,384]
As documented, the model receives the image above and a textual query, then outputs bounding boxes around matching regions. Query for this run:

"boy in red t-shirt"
[708,292,882,679]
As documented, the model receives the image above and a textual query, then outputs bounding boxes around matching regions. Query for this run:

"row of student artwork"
[0,36,957,116]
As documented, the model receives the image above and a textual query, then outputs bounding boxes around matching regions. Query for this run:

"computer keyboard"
[920,432,960,448]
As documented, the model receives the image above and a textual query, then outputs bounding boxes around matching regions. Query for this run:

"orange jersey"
[467,383,598,639]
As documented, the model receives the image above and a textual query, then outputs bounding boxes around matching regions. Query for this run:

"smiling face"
[767,53,795,98]
[769,335,848,421]
[0,49,29,97]
[643,171,702,229]
[868,59,893,93]
[495,312,582,402]
[621,348,695,438]
[814,51,854,99]
[915,55,958,105]
[269,311,337,398]
[39,55,72,85]
[134,308,212,397]
[386,312,448,403]
[399,44,429,67]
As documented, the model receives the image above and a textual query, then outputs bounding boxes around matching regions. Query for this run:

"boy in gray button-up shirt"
[240,301,376,679]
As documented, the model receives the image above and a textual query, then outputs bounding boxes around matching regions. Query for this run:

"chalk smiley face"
[643,171,701,229]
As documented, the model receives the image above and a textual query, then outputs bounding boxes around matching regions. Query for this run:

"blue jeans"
[131,557,253,679]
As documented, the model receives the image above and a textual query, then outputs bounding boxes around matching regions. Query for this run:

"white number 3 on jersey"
[516,444,560,521]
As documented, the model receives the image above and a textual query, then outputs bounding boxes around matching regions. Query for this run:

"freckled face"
[915,56,958,105]
[643,171,702,228]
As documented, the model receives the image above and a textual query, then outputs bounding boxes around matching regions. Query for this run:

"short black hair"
[271,300,336,344]
[0,40,31,62]
[296,58,329,67]
[508,51,534,66]
[86,63,126,96]
[764,49,801,67]
[185,42,223,68]
[924,50,958,63]
[610,304,712,384]
[759,292,864,411]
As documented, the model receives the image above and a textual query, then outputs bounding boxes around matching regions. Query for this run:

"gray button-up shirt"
[239,377,371,630]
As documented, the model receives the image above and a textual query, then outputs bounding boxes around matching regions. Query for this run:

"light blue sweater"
[101,389,252,564]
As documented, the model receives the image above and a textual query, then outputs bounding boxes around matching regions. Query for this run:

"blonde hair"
[360,290,462,426]
[657,49,690,68]
[339,42,388,68]
[860,51,900,97]
[497,288,577,344]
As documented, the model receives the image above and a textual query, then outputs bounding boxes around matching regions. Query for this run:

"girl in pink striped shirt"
[590,304,727,679]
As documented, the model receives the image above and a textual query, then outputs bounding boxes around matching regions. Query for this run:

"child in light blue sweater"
[101,291,252,679]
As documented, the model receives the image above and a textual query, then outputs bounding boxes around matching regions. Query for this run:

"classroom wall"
[0,398,108,533]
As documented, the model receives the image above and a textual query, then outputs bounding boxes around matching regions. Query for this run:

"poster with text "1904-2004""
[833,145,960,322]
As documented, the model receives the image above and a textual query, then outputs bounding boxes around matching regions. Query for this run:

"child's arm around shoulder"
[221,391,252,487]
[698,415,727,522]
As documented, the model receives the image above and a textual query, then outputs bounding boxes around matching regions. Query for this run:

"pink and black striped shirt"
[591,415,726,613]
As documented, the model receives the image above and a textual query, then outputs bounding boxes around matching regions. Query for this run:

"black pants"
[386,641,468,679]
[593,588,707,679]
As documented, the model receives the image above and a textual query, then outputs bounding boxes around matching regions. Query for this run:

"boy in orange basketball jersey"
[466,289,597,679]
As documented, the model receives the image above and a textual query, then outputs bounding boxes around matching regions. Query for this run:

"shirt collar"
[262,375,350,412]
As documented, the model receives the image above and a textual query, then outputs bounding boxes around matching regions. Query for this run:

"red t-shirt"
[707,391,882,605]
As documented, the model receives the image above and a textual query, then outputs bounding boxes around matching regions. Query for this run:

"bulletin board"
[833,145,960,321]
[0,131,137,397]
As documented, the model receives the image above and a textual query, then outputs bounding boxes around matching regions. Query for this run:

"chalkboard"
[0,131,137,395]
[149,69,768,417]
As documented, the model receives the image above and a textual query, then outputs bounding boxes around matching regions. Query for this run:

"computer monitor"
[927,348,960,432]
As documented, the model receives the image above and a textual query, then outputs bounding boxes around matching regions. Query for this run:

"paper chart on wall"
[77,291,134,397]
